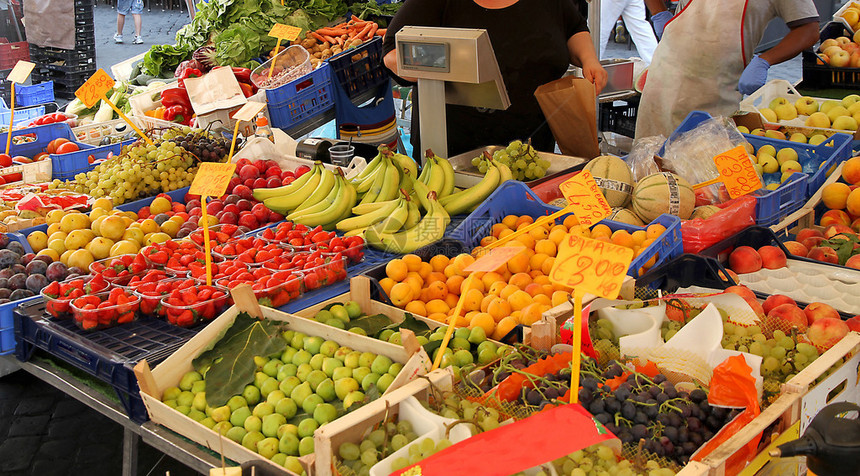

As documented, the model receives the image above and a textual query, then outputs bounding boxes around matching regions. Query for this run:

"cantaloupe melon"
[608,207,644,226]
[583,155,634,207]
[631,172,695,222]
[689,205,721,220]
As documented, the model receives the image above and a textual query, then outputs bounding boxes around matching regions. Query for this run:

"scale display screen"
[400,41,450,72]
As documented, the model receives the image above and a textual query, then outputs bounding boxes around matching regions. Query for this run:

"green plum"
[176,391,194,408]
[299,436,314,456]
[278,376,301,397]
[344,301,361,319]
[227,395,248,413]
[242,385,261,406]
[262,413,287,438]
[334,377,359,400]
[316,378,336,402]
[302,393,324,415]
[226,426,246,444]
[290,382,313,407]
[257,437,279,459]
[297,418,318,438]
[278,432,300,456]
[303,336,324,354]
[243,415,262,433]
[266,390,286,406]
[352,366,372,383]
[319,340,339,357]
[371,355,393,375]
[252,402,274,419]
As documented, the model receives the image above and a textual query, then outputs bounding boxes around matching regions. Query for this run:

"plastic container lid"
[251,45,312,90]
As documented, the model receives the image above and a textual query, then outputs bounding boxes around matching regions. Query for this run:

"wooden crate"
[770,161,845,236]
[137,303,432,476]
[313,369,454,476]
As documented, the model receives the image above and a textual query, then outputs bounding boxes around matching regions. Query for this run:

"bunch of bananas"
[439,150,512,216]
[252,162,357,230]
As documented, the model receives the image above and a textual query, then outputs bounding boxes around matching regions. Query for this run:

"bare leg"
[117,13,125,35]
[133,13,142,36]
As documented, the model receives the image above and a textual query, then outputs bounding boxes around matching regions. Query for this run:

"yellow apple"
[759,155,779,173]
[809,134,828,145]
[795,97,819,116]
[67,249,95,272]
[757,144,777,158]
[86,237,115,260]
[760,107,778,122]
[832,115,859,131]
[63,229,90,251]
[789,133,808,143]
[737,125,750,134]
[836,36,852,46]
[776,148,799,165]
[821,38,840,52]
[821,100,842,114]
[843,9,860,28]
[830,49,851,67]
[100,215,126,241]
[27,231,48,253]
[806,112,832,128]
[774,103,798,121]
[765,130,787,140]
[110,240,140,257]
[826,105,851,123]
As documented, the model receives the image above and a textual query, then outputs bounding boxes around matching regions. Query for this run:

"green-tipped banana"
[403,198,420,229]
[291,167,335,214]
[321,180,357,231]
[357,158,389,205]
[367,196,409,235]
[252,163,319,201]
[353,156,388,195]
[375,155,401,202]
[337,197,401,232]
[440,165,500,216]
[293,174,356,227]
[366,192,450,254]
[424,156,446,195]
[351,150,383,182]
[410,177,432,211]
[263,166,323,214]
[416,153,432,183]
[399,168,416,196]
[286,178,339,220]
[435,155,456,197]
[352,198,397,215]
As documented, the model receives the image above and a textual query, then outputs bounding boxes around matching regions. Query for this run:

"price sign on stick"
[692,145,763,198]
[226,101,266,162]
[75,69,154,146]
[550,234,633,403]
[466,246,527,272]
[558,170,612,227]
[4,60,34,156]
[190,162,237,286]
[267,23,302,79]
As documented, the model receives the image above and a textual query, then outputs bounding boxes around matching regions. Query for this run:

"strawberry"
[43,281,60,298]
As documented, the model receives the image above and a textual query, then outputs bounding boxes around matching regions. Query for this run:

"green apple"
[297,417,319,438]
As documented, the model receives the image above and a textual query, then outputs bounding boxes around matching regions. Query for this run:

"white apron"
[634,0,749,139]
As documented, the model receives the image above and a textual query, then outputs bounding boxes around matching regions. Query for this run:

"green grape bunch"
[470,139,551,181]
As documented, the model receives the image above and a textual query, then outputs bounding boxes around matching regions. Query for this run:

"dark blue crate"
[13,299,199,423]
[326,37,386,100]
[449,181,684,278]
[0,296,40,354]
[664,111,813,227]
[742,131,853,199]
[267,63,334,130]
[15,81,54,107]
[51,138,133,181]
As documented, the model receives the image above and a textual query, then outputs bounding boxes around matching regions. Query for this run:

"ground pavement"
[0,6,804,476]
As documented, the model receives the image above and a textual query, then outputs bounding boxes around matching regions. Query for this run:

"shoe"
[133,36,144,44]
[114,33,123,43]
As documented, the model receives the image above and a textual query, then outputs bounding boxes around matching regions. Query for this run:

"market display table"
[15,356,224,476]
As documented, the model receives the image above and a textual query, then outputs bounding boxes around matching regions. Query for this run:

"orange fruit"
[487,298,512,322]
[402,254,423,272]
[429,254,449,272]
[379,277,396,297]
[646,224,666,239]
[389,282,413,307]
[385,259,408,281]
[562,214,580,228]
[426,299,450,315]
[469,312,496,336]
[493,316,519,340]
[404,300,427,316]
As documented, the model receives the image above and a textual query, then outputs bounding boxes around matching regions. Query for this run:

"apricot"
[402,254,423,272]
[462,289,484,312]
[513,234,535,250]
[562,214,579,228]
[481,272,505,291]
[646,224,666,239]
[501,214,519,228]
[591,224,612,238]
[379,277,396,297]
[493,316,519,340]
[451,254,476,276]
[480,236,498,247]
[529,227,549,241]
[426,271,447,284]
[487,298,512,322]
[429,254,449,272]
[509,290,533,311]
[389,282,413,307]
[514,215,534,229]
[848,188,860,217]
[480,294,496,313]
[491,223,509,238]
[498,228,515,240]
[446,275,465,295]
[385,259,408,281]
[552,291,570,307]
[403,276,422,297]
[519,303,548,326]
[611,230,635,248]
[404,300,427,316]
[548,227,568,246]
[533,275,551,285]
[541,256,556,276]
[533,294,552,307]
[782,241,808,257]
[631,230,647,246]
[841,156,860,185]
[469,312,496,336]
[443,264,457,278]
[416,262,432,280]
[444,293,460,309]
[461,276,485,293]
[487,281,506,296]
[424,281,448,301]
[426,299,450,316]
[524,283,544,297]
[506,251,531,273]
[499,284,520,300]
[428,313,448,323]
[822,182,852,210]
[535,239,557,256]
[508,272,532,289]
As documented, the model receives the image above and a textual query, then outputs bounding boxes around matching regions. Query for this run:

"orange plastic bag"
[691,355,761,473]
[681,195,756,253]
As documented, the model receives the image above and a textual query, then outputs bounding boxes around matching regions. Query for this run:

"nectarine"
[808,246,840,264]
[758,245,787,269]
[803,302,841,325]
[728,246,763,274]
[782,241,809,257]
[766,303,808,333]
[807,317,849,349]
[763,294,797,315]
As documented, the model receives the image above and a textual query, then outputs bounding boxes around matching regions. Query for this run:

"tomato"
[55,141,80,154]
[32,152,48,162]
[0,154,11,167]
[13,156,31,164]
[46,138,70,154]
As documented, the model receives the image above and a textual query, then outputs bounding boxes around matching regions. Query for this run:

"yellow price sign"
[693,145,763,198]
[75,69,115,108]
[465,246,526,273]
[558,170,612,227]
[190,162,237,198]
[268,23,302,41]
[549,234,633,300]
[7,61,34,84]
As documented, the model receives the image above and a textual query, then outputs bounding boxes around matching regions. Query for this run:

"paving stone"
[0,436,40,472]
[51,398,86,419]
[7,415,50,437]
[31,459,72,476]
[14,396,58,416]
[36,438,78,460]
[47,417,88,439]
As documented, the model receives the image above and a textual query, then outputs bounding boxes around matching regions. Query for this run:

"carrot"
[336,37,344,47]
[368,23,378,38]
[316,27,348,36]
[376,28,386,37]
[352,14,361,22]
[356,22,373,40]
[350,21,368,28]
[323,34,337,44]
[310,31,327,43]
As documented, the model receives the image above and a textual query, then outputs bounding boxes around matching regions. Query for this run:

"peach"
[841,156,860,185]
[802,236,827,250]
[808,246,839,264]
[783,241,809,257]
[807,317,850,349]
[796,228,824,243]
[851,218,860,234]
[845,254,860,270]
[758,245,787,269]
[820,209,852,227]
[717,268,740,284]
[763,294,797,315]
[822,182,852,209]
[725,285,757,302]
[846,316,860,332]
[728,246,763,274]
[747,299,766,319]
[508,272,532,289]
[824,224,855,239]
[804,302,841,325]
[766,303,808,333]
[848,188,860,217]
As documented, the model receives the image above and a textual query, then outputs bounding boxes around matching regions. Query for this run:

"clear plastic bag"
[625,135,664,182]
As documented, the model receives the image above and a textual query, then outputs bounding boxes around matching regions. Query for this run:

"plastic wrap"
[625,135,664,181]
[662,116,751,205]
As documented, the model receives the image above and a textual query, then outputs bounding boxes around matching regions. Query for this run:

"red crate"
[0,41,29,70]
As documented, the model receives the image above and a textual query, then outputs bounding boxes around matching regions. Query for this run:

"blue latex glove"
[651,11,672,40]
[738,55,771,95]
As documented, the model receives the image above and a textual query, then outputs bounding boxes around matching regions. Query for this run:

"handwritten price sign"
[75,69,115,108]
[550,234,633,299]
[558,170,612,227]
[7,61,34,84]
[465,246,526,273]
[190,162,237,198]
[269,23,302,41]
[713,146,763,198]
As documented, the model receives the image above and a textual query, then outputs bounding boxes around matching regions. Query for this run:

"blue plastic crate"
[0,122,80,158]
[267,63,334,131]
[326,37,386,100]
[665,111,812,227]
[449,181,684,278]
[51,138,134,181]
[15,81,54,107]
[742,131,853,199]
[0,104,46,126]
[0,295,40,354]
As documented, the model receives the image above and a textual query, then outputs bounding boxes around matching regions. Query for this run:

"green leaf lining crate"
[136,301,432,476]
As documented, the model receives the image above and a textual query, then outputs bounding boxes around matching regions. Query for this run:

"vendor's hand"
[651,11,672,40]
[583,61,608,95]
[738,55,770,95]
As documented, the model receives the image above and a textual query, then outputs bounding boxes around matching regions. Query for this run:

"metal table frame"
[10,356,222,476]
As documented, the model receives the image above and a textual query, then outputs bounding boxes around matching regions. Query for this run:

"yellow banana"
[424,156,446,195]
[322,180,357,231]
[351,150,383,182]
[293,174,356,227]
[435,156,456,197]
[252,162,320,201]
[391,151,418,180]
[375,157,401,203]
[403,198,420,229]
[366,192,450,254]
[291,167,335,214]
[357,158,389,206]
[286,176,339,220]
[440,165,500,216]
[353,156,388,195]
[410,177,432,211]
[352,198,397,215]
[495,160,513,183]
[337,197,401,232]
[367,198,409,235]
[263,166,323,214]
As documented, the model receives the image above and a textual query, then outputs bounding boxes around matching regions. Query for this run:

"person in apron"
[635,0,819,140]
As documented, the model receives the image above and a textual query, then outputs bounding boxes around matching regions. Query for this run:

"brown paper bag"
[24,0,76,50]
[534,77,599,159]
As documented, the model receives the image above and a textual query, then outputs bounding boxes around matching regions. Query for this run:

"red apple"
[807,317,849,350]
[804,302,841,325]
[233,185,254,201]
[252,203,270,222]
[238,213,259,230]
[219,211,238,225]
[223,195,240,206]
[206,200,223,215]
[728,246,763,274]
[269,211,284,222]
[243,178,256,188]
[266,176,282,188]
[763,294,796,315]
[758,245,787,269]
[239,164,260,181]
[294,165,311,177]
[223,203,240,215]
[253,160,268,173]
[228,176,241,192]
